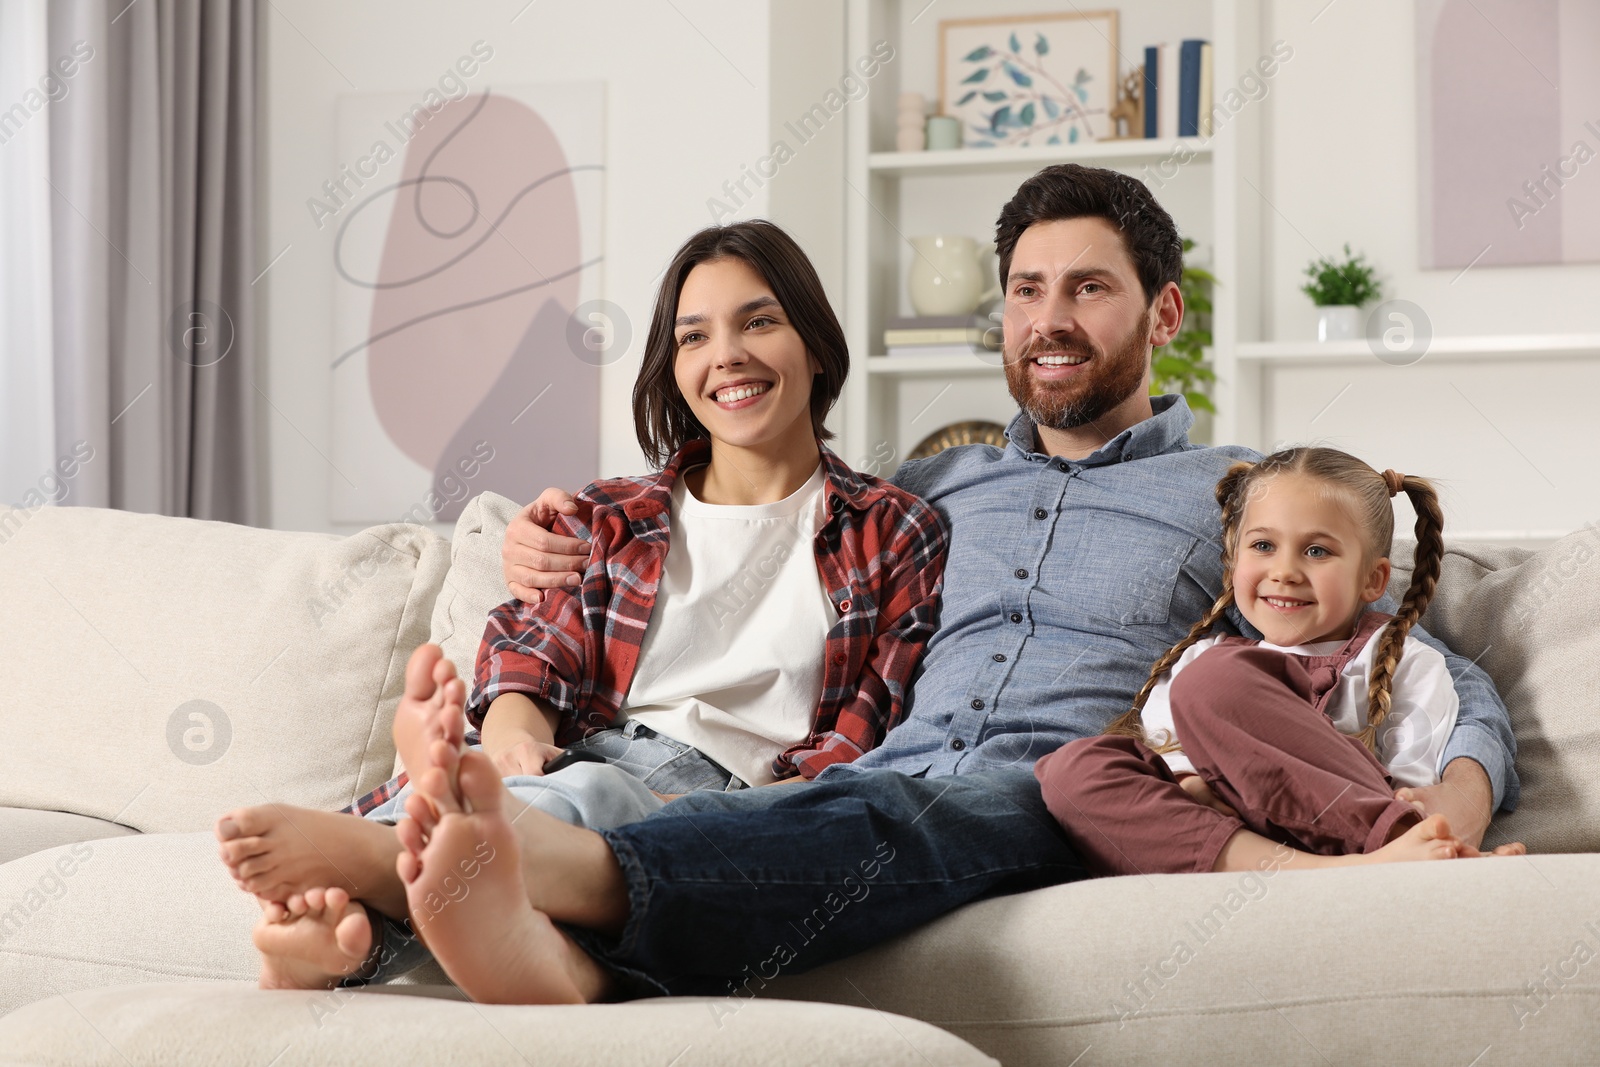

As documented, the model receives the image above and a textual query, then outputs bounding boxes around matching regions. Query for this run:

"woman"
[219,220,949,992]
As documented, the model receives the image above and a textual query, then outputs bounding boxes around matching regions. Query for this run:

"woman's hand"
[1177,773,1239,817]
[486,731,566,777]
[503,488,590,605]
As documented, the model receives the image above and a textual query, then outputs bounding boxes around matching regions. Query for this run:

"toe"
[404,644,445,702]
[457,749,503,815]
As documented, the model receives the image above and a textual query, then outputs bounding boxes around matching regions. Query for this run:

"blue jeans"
[347,721,746,985]
[575,766,1087,997]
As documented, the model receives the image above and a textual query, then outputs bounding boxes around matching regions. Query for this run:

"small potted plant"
[1301,244,1382,341]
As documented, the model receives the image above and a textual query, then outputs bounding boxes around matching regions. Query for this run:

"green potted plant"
[1301,243,1382,342]
[1153,237,1217,435]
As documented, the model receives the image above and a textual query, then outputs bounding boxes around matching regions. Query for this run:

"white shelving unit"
[1237,333,1600,365]
[840,0,1266,473]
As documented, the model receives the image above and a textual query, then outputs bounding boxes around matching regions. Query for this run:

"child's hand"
[489,733,566,776]
[1177,773,1239,817]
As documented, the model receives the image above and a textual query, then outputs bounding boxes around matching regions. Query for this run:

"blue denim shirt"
[820,395,1519,812]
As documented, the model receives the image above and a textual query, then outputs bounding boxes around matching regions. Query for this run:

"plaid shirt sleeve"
[781,493,949,779]
[466,506,603,734]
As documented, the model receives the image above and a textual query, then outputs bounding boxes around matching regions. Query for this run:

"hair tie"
[1381,469,1405,497]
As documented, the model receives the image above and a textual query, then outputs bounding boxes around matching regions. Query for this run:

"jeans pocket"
[640,748,736,794]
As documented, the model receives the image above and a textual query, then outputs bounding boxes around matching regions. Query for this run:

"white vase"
[908,235,996,317]
[1316,305,1363,342]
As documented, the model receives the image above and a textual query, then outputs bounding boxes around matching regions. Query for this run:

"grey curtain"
[49,0,258,523]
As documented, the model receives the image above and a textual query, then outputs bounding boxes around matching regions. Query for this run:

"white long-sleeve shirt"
[1139,628,1459,788]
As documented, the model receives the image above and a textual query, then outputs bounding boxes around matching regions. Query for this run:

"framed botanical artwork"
[939,10,1119,147]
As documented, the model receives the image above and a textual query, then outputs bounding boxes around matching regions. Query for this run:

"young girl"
[1034,446,1515,876]
[224,219,947,990]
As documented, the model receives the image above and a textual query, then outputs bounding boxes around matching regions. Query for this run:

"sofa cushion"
[1388,528,1600,851]
[0,808,137,866]
[774,853,1600,1066]
[0,505,450,830]
[430,491,525,685]
[0,983,994,1066]
[0,832,449,1019]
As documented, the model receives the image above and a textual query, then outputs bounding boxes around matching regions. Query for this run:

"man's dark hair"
[994,164,1183,304]
[633,220,848,468]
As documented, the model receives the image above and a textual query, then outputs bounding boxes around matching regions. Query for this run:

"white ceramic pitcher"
[908,235,1000,317]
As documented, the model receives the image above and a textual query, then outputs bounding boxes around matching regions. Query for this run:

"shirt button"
[832,652,847,665]
[1015,568,1028,579]
[951,738,966,751]
[971,698,985,710]
[992,653,1006,662]
[838,599,852,613]
[1034,508,1047,520]
[1009,612,1023,623]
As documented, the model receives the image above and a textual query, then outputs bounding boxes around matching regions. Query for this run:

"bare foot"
[392,643,467,783]
[403,742,629,935]
[399,745,609,1004]
[1361,814,1463,864]
[215,805,407,918]
[255,886,374,990]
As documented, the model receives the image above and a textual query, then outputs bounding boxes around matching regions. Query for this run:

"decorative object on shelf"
[1152,237,1217,414]
[908,235,999,317]
[1301,243,1383,342]
[925,114,962,151]
[939,10,1118,147]
[908,420,1009,460]
[896,92,927,152]
[1105,66,1144,141]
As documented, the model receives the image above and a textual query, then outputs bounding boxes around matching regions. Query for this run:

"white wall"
[262,0,791,533]
[1257,0,1599,539]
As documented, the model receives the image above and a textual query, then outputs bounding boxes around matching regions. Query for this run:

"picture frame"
[938,10,1119,147]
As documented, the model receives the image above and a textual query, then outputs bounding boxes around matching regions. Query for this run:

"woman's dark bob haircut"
[632,220,848,468]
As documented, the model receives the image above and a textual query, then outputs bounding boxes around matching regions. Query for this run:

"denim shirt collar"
[1003,393,1195,468]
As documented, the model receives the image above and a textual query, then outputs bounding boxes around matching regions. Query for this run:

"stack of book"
[883,315,998,358]
[1141,39,1212,139]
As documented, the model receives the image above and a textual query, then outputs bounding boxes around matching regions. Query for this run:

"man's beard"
[1004,308,1151,431]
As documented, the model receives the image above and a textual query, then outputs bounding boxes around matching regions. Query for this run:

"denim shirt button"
[992,653,1006,662]
[1034,507,1047,520]
[1009,612,1023,623]
[970,698,985,710]
[950,738,966,751]
[1015,568,1028,579]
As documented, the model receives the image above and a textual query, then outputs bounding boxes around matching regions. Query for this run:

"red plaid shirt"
[345,440,946,815]
[468,439,947,781]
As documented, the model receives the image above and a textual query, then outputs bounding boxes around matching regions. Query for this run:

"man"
[316,164,1523,1001]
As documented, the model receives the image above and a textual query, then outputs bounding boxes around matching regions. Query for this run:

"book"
[883,327,988,347]
[1159,44,1179,139]
[1179,40,1206,137]
[1199,42,1214,137]
[1142,45,1159,138]
[885,343,988,359]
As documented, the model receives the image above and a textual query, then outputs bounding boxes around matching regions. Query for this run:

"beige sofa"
[1,497,1597,1065]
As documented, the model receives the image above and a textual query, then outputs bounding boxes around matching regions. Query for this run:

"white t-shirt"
[1139,628,1458,788]
[620,463,835,785]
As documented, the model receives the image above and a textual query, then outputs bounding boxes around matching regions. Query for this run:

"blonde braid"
[1104,461,1256,746]
[1357,474,1445,751]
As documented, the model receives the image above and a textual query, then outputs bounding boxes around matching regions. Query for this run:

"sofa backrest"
[0,504,449,833]
[1389,528,1600,852]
